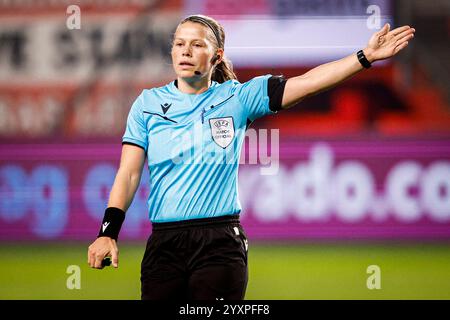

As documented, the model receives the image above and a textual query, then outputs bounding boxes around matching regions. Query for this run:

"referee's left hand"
[88,237,119,269]
[363,23,415,63]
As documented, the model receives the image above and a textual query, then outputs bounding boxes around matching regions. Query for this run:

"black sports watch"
[357,50,372,69]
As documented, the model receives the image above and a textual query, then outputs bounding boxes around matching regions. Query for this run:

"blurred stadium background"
[1,0,450,300]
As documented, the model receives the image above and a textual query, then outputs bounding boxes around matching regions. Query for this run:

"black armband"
[357,50,372,69]
[97,207,126,241]
[268,75,287,112]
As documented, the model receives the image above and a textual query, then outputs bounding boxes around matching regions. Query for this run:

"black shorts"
[140,215,249,300]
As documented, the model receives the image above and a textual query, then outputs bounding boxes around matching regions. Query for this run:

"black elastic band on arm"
[97,207,126,241]
[268,75,287,112]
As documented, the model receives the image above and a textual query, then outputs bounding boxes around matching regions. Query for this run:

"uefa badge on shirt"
[209,116,235,148]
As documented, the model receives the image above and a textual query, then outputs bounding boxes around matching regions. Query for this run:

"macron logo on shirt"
[161,103,172,114]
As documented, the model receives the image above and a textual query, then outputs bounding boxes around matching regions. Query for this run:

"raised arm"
[281,23,415,109]
[88,144,146,269]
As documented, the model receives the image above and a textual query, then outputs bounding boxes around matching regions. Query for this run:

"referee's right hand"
[88,237,119,269]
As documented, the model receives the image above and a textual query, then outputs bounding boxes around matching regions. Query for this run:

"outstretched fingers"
[394,28,415,42]
[390,25,412,36]
[394,41,410,54]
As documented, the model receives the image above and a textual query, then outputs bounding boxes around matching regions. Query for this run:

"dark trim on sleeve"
[267,75,287,112]
[122,141,146,151]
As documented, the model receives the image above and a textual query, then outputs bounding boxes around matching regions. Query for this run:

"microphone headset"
[194,54,220,76]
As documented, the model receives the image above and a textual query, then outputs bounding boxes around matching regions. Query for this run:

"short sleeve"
[122,91,148,152]
[235,74,274,121]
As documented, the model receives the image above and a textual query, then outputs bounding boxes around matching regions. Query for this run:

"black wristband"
[357,50,372,69]
[97,207,125,241]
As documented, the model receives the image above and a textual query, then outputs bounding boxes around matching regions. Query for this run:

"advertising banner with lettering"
[0,1,181,138]
[184,0,393,66]
[1,137,449,241]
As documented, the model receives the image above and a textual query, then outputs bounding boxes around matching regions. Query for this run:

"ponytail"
[212,56,237,83]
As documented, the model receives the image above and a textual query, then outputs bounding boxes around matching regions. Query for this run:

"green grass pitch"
[1,241,450,299]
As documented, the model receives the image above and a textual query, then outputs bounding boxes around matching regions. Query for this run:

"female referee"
[88,14,415,300]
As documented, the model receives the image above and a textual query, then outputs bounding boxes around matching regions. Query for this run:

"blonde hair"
[177,15,237,83]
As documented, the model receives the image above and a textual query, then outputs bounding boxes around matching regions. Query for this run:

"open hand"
[364,23,415,63]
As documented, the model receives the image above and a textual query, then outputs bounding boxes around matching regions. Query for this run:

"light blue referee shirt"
[123,74,276,222]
